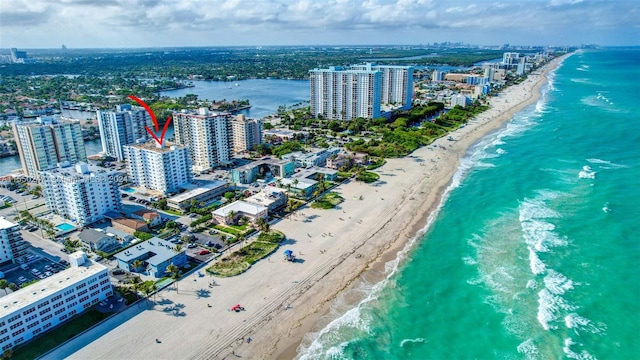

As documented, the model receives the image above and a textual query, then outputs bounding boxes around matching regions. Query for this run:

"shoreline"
[55,55,567,360]
[268,54,568,359]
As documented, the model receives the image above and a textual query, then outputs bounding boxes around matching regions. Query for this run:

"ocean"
[297,48,640,359]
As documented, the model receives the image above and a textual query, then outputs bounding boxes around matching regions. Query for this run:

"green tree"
[132,260,144,272]
[8,283,18,291]
[166,264,180,293]
[0,280,8,295]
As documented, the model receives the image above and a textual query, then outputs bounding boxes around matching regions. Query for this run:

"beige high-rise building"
[13,117,86,178]
[231,115,262,153]
[172,108,233,173]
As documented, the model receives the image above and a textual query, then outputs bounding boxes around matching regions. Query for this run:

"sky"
[1,0,639,49]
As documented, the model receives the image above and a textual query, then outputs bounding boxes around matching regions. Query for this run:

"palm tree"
[131,259,143,273]
[255,217,269,232]
[236,234,246,249]
[227,210,236,225]
[166,264,180,293]
[174,244,183,254]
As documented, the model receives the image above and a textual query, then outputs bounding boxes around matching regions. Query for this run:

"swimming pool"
[123,187,135,193]
[56,223,75,232]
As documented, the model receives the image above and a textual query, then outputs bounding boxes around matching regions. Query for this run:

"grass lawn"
[311,192,344,209]
[356,171,380,183]
[161,208,182,216]
[11,309,110,360]
[213,224,240,236]
[207,231,284,277]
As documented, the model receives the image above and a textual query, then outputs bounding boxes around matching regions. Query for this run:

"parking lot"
[1,255,69,289]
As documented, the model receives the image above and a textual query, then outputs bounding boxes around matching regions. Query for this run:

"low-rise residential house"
[278,178,318,199]
[78,229,122,253]
[166,180,229,211]
[244,189,288,212]
[132,209,162,228]
[212,200,268,226]
[326,152,370,170]
[231,158,295,184]
[104,226,135,244]
[281,147,340,168]
[113,237,187,278]
[111,217,150,234]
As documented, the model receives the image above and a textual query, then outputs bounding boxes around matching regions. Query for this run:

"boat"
[235,83,239,86]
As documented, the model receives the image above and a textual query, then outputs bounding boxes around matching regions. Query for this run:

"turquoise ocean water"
[297,48,640,359]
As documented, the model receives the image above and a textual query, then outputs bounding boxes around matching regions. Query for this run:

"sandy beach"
[54,55,565,360]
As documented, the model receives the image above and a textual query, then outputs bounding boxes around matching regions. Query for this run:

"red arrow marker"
[127,95,172,146]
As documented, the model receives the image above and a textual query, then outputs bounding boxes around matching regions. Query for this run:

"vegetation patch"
[311,192,344,209]
[356,171,380,183]
[206,231,285,277]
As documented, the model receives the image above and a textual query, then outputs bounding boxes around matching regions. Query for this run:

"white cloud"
[0,0,638,47]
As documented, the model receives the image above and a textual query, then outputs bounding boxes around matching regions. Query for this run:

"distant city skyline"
[1,0,638,49]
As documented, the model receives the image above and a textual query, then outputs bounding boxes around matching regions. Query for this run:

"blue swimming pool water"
[123,188,135,193]
[56,223,75,231]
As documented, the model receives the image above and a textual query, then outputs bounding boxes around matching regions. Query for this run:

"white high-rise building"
[351,64,414,110]
[0,217,28,265]
[124,140,192,194]
[502,52,521,65]
[0,252,112,352]
[12,117,86,178]
[231,115,262,153]
[309,67,382,120]
[96,104,152,161]
[173,108,233,173]
[40,163,122,227]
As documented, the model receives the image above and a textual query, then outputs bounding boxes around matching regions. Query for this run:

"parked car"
[60,260,70,266]
[30,269,40,275]
[20,264,29,270]
[37,274,46,279]
[197,249,211,255]
[31,195,39,199]
[128,196,136,201]
[187,243,197,248]
[60,248,68,253]
[44,265,52,271]
[111,269,125,275]
[18,276,27,282]
[44,271,53,277]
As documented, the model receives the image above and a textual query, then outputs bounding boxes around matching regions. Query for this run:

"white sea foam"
[602,202,611,213]
[563,338,598,360]
[586,158,628,169]
[544,269,574,295]
[528,248,546,275]
[496,148,506,155]
[526,279,538,290]
[565,313,607,335]
[298,148,473,358]
[462,256,477,266]
[517,338,540,360]
[399,337,427,348]
[537,288,576,330]
[578,165,596,179]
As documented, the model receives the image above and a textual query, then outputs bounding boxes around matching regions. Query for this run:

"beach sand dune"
[57,56,566,360]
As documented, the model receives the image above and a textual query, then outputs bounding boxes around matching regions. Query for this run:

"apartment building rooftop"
[113,237,182,267]
[168,180,228,204]
[0,217,18,230]
[0,259,107,318]
[128,140,185,153]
